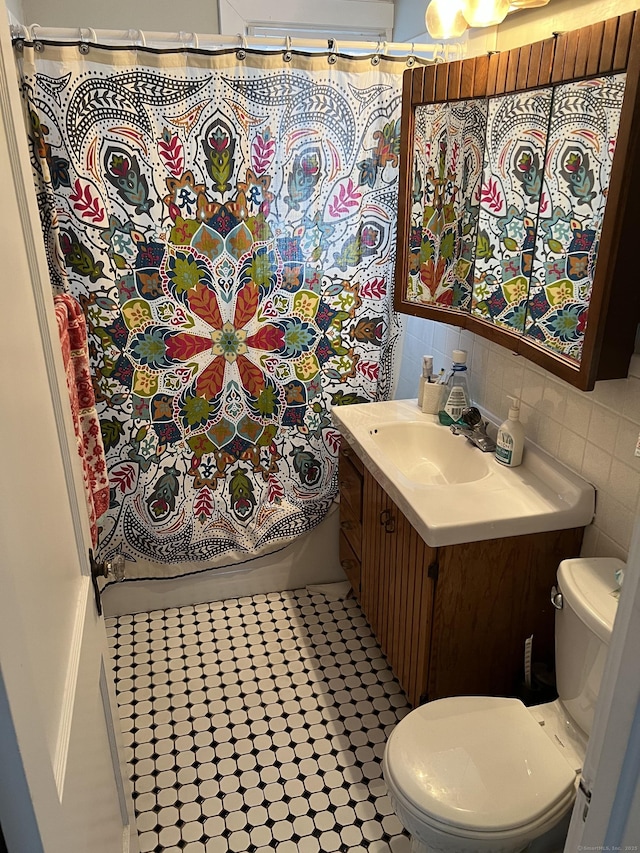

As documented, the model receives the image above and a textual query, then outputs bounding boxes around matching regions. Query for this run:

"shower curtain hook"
[30,23,44,51]
[11,22,29,49]
[406,42,416,67]
[137,29,147,47]
[283,34,292,62]
[371,39,383,66]
[236,33,247,60]
[77,27,97,53]
[328,37,339,64]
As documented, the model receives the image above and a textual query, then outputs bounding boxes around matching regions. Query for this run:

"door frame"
[564,517,640,849]
[0,5,137,851]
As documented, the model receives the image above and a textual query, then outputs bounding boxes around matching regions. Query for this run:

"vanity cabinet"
[339,439,584,707]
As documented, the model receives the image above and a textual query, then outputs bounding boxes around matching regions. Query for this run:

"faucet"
[450,407,497,453]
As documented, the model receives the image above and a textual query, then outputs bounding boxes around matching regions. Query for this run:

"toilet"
[382,556,623,853]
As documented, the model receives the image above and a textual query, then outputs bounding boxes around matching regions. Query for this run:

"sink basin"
[332,399,595,547]
[368,420,491,485]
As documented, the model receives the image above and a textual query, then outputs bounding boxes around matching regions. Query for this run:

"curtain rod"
[10,24,465,62]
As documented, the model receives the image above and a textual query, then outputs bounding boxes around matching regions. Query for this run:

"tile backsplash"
[395,315,640,561]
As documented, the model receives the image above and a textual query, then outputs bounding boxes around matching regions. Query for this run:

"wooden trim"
[447,59,463,100]
[551,32,567,83]
[410,65,424,105]
[586,21,605,77]
[495,50,510,94]
[562,27,581,79]
[434,61,449,101]
[613,11,635,71]
[460,58,475,99]
[526,40,543,89]
[538,37,556,86]
[580,10,640,387]
[486,52,500,97]
[517,43,532,91]
[600,15,620,73]
[473,54,489,98]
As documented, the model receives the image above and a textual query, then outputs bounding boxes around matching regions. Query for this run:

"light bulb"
[425,0,469,40]
[461,0,511,27]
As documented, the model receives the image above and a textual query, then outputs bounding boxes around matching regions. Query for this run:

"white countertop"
[332,399,595,548]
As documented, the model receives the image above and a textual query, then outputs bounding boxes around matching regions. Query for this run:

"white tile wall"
[394,315,640,561]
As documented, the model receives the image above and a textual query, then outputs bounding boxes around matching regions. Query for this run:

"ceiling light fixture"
[461,0,511,28]
[425,0,469,40]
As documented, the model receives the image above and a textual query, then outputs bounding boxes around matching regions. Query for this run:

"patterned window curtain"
[17,43,407,575]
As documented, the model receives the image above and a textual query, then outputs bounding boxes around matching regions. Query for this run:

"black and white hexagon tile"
[105,589,412,853]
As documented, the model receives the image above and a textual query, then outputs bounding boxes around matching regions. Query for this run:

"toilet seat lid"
[385,696,576,833]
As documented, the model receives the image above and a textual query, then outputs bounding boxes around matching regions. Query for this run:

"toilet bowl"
[382,557,623,853]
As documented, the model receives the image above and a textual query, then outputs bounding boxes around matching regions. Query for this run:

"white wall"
[396,317,640,562]
[18,0,393,37]
[4,0,23,26]
[396,0,640,58]
[20,0,219,33]
[490,0,640,52]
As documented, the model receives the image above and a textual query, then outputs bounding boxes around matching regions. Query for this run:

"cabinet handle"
[341,559,357,572]
[341,520,354,532]
[342,447,352,458]
[379,509,395,533]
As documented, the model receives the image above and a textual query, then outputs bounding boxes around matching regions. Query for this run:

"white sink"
[332,399,595,548]
[368,420,491,485]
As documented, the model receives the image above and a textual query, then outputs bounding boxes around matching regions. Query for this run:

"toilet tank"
[555,557,623,737]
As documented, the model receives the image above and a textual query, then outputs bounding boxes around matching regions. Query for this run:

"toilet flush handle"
[551,585,563,610]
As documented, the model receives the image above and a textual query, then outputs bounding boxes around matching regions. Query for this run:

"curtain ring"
[434,43,446,64]
[237,32,247,60]
[125,28,146,48]
[78,27,96,54]
[11,22,28,49]
[406,42,416,67]
[283,34,292,62]
[328,37,339,64]
[11,23,29,39]
[30,23,44,50]
[371,39,382,66]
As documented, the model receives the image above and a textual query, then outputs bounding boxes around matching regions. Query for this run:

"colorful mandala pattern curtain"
[18,45,405,570]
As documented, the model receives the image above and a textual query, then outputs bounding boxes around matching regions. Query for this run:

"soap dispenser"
[495,395,524,467]
[438,350,469,426]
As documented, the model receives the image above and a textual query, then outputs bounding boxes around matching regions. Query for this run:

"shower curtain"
[18,41,407,575]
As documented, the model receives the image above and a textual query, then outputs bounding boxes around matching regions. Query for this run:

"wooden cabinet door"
[428,527,583,700]
[361,469,437,707]
[338,443,364,598]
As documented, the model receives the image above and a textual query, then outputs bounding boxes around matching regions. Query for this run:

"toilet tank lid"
[558,557,624,643]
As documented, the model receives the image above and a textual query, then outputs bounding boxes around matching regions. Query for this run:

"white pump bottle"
[495,395,524,467]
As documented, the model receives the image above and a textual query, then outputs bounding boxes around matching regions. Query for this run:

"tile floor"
[105,589,412,853]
